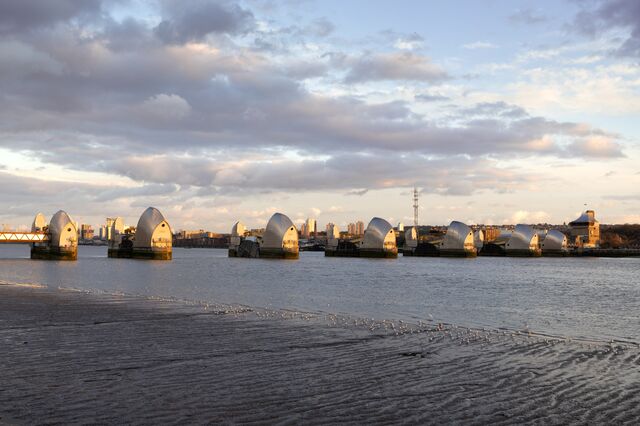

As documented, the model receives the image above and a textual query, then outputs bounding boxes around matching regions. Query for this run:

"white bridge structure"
[0,211,78,260]
[0,231,49,243]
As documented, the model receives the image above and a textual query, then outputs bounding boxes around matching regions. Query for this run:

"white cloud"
[139,94,191,120]
[462,41,498,50]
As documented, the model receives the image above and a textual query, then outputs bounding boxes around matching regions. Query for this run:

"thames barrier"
[2,208,639,261]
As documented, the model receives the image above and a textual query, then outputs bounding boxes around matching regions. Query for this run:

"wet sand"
[1,285,639,424]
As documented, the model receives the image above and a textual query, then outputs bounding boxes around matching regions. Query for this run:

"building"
[347,220,365,236]
[80,224,94,240]
[439,221,476,257]
[177,230,211,239]
[505,224,542,257]
[569,210,600,248]
[260,213,299,259]
[325,222,336,234]
[326,217,397,258]
[108,207,172,260]
[304,218,316,238]
[103,217,122,241]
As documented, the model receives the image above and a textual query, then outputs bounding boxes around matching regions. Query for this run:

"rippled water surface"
[1,245,638,342]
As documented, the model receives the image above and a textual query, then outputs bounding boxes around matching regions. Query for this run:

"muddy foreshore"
[1,284,639,425]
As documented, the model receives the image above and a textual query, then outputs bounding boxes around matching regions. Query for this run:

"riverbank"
[1,284,639,424]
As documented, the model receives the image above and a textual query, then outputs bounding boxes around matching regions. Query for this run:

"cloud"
[0,0,631,230]
[139,94,192,121]
[566,136,625,159]
[462,41,498,50]
[342,52,449,83]
[572,0,640,57]
[509,8,547,25]
[154,0,255,44]
[303,17,335,38]
[394,32,424,50]
[0,0,103,35]
[346,189,369,196]
[505,210,551,225]
[414,93,450,102]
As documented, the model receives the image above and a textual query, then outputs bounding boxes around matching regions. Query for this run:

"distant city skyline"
[1,0,639,231]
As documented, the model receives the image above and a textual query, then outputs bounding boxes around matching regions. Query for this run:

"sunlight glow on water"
[1,245,638,342]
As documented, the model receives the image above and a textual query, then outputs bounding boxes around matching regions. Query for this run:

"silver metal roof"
[506,224,539,250]
[541,229,567,251]
[134,207,171,248]
[362,217,395,250]
[262,213,298,249]
[48,210,77,247]
[440,221,474,250]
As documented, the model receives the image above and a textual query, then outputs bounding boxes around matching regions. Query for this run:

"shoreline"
[1,284,639,424]
[4,279,637,348]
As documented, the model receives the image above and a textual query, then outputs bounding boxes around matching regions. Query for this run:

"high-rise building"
[347,221,365,236]
[80,224,94,240]
[305,218,316,238]
[99,225,107,240]
[105,217,117,241]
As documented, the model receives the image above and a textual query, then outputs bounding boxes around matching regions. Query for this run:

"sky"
[1,0,639,232]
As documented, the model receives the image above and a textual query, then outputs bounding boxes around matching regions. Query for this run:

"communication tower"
[413,187,419,228]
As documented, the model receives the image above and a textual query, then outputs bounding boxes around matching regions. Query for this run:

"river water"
[1,245,638,343]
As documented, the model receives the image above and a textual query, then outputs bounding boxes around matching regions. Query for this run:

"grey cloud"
[93,183,180,202]
[0,171,191,228]
[509,8,547,25]
[0,0,103,35]
[573,0,640,57]
[458,101,528,119]
[0,0,626,204]
[304,17,335,38]
[342,52,449,83]
[283,61,329,79]
[415,93,450,102]
[154,0,255,44]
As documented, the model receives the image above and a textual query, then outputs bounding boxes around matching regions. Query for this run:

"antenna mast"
[413,187,419,228]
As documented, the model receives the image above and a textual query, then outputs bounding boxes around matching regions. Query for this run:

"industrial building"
[439,221,477,257]
[108,207,172,260]
[539,230,569,256]
[30,211,78,260]
[326,217,397,258]
[228,213,299,259]
[570,210,600,248]
[505,225,542,257]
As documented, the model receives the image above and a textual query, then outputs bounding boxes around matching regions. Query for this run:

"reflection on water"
[1,245,639,342]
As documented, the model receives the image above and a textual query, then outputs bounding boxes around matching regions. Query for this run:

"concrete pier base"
[259,248,299,259]
[108,248,172,260]
[439,249,477,258]
[325,248,397,258]
[505,249,542,257]
[30,245,77,261]
[402,242,440,257]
